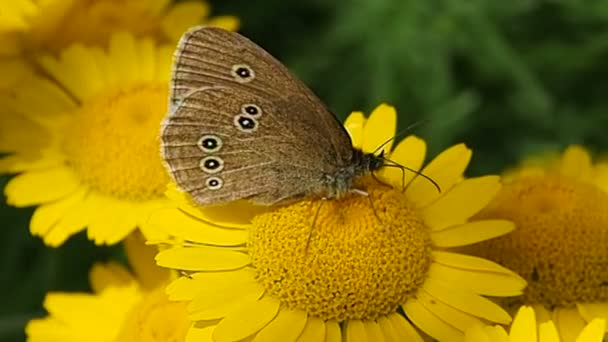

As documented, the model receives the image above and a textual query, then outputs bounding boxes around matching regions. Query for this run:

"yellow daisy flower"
[0,32,181,246]
[25,233,188,342]
[147,104,527,341]
[0,0,238,56]
[465,145,608,341]
[465,306,606,342]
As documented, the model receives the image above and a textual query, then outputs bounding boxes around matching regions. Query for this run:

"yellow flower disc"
[116,287,189,342]
[250,181,433,321]
[64,84,169,200]
[470,175,608,307]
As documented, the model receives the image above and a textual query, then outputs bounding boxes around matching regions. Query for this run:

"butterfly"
[160,27,410,207]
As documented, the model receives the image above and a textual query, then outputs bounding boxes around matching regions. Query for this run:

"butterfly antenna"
[381,157,441,194]
[372,118,431,155]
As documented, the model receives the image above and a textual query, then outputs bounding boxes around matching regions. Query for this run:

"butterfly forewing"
[162,26,354,206]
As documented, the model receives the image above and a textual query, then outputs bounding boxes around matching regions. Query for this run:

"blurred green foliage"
[3,0,608,341]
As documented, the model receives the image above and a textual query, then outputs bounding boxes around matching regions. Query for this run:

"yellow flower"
[465,306,606,342]
[0,0,238,56]
[465,145,608,341]
[25,233,185,342]
[147,104,527,341]
[0,32,181,246]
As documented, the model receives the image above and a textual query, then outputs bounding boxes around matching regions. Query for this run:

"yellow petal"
[386,313,423,342]
[5,166,81,207]
[156,45,174,81]
[29,188,87,238]
[108,32,139,83]
[58,44,104,101]
[576,303,608,322]
[483,326,509,342]
[575,319,606,342]
[136,37,156,82]
[539,321,560,342]
[124,232,169,290]
[253,308,307,342]
[430,220,514,247]
[189,289,262,321]
[185,324,214,342]
[345,320,370,342]
[88,262,134,293]
[465,325,492,342]
[592,163,608,193]
[0,149,64,173]
[432,251,522,275]
[560,145,593,181]
[406,143,472,208]
[415,290,483,332]
[161,1,209,41]
[213,296,280,342]
[422,278,512,324]
[381,135,426,188]
[428,252,526,296]
[156,246,249,271]
[422,176,501,230]
[207,16,240,32]
[377,316,400,342]
[403,299,463,342]
[509,306,536,342]
[147,207,247,246]
[362,103,397,154]
[553,308,587,342]
[86,195,137,245]
[364,321,385,342]
[296,317,325,342]
[325,320,342,342]
[344,111,366,149]
[41,191,94,247]
[186,269,262,319]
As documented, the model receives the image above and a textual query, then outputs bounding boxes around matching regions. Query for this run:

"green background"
[2,0,608,341]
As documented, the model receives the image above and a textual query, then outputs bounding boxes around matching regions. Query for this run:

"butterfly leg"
[350,189,382,223]
[305,198,327,253]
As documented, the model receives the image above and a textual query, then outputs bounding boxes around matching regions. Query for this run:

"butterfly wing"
[161,27,353,205]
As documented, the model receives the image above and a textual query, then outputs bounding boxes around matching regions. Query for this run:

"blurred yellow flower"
[0,0,238,56]
[147,104,526,341]
[1,33,177,246]
[466,145,608,342]
[25,233,180,342]
[466,306,606,342]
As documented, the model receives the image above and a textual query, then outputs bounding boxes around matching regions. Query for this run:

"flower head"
[466,145,608,339]
[0,0,238,56]
[1,33,180,246]
[148,104,526,341]
[25,233,181,342]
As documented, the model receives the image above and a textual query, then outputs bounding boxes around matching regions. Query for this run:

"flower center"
[64,84,169,201]
[116,287,189,342]
[470,176,608,307]
[250,181,433,321]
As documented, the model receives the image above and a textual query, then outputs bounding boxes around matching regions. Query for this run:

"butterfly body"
[161,26,385,206]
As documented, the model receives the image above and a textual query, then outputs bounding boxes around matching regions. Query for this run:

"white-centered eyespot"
[200,156,224,174]
[234,114,258,133]
[197,135,222,153]
[206,177,223,190]
[231,64,255,83]
[241,104,262,116]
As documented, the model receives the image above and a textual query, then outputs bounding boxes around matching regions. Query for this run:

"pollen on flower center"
[64,84,169,200]
[470,176,608,307]
[250,181,433,321]
[116,287,189,342]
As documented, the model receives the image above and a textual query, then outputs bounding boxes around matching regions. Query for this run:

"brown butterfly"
[161,27,410,207]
